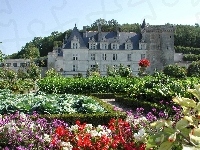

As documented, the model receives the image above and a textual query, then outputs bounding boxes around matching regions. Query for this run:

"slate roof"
[63,26,87,49]
[63,26,140,50]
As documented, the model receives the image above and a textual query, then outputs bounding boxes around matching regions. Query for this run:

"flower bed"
[0,89,107,115]
[0,112,146,150]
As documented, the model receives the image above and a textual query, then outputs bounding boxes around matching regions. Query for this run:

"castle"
[47,20,176,76]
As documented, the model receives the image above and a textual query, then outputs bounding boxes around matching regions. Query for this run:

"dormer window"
[125,37,133,50]
[111,43,119,50]
[139,43,147,50]
[71,35,80,49]
[125,43,133,50]
[89,37,97,49]
[100,36,108,50]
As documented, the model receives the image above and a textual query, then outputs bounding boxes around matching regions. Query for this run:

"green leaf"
[176,118,189,130]
[158,141,173,150]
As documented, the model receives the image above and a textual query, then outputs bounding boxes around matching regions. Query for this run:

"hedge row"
[183,54,200,61]
[38,76,138,94]
[175,46,200,54]
[38,75,200,103]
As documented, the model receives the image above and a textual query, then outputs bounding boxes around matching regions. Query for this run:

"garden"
[1,59,200,149]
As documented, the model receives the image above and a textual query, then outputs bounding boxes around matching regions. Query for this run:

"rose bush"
[138,59,150,68]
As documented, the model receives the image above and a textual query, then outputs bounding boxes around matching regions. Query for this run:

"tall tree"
[0,50,5,62]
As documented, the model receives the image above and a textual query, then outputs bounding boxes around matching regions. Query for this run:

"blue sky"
[0,0,200,55]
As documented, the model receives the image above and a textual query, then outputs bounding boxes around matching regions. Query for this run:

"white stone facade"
[48,23,175,77]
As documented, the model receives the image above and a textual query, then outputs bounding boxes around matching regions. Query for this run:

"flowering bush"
[50,118,147,150]
[0,112,68,149]
[138,59,150,67]
[0,111,147,150]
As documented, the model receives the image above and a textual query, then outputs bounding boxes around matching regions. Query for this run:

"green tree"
[0,50,5,62]
[26,62,41,80]
[163,64,187,78]
[18,43,40,59]
[187,61,200,77]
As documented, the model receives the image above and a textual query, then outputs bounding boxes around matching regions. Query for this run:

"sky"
[0,0,200,55]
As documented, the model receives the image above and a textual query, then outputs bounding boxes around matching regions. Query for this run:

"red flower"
[138,59,150,67]
[50,136,58,146]
[55,126,66,137]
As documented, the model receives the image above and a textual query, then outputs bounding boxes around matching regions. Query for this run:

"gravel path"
[101,99,133,112]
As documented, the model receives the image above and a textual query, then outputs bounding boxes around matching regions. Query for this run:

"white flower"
[43,134,51,142]
[29,123,35,130]
[20,112,27,119]
[60,142,73,150]
[85,124,93,129]
[134,128,147,142]
[89,130,99,137]
[69,124,79,131]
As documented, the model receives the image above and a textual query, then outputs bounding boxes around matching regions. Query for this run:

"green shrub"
[187,61,200,77]
[38,76,137,94]
[45,68,61,77]
[183,54,200,61]
[163,64,187,78]
[175,46,200,54]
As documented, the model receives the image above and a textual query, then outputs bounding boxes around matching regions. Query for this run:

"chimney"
[98,23,101,33]
[83,26,87,32]
[98,23,102,41]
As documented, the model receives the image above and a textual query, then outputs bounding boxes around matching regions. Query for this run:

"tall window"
[73,54,78,60]
[72,65,78,71]
[113,54,117,60]
[141,54,146,59]
[91,54,96,60]
[102,53,107,60]
[127,54,131,61]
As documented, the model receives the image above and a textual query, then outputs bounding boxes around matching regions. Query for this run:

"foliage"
[17,43,40,59]
[147,84,200,149]
[0,67,17,81]
[26,62,41,80]
[38,76,137,94]
[125,74,200,103]
[187,61,200,77]
[175,46,200,54]
[183,54,200,61]
[0,79,34,92]
[0,50,5,62]
[86,62,101,77]
[0,90,106,115]
[107,64,132,77]
[163,64,187,78]
[17,67,29,79]
[45,68,61,77]
[174,24,200,48]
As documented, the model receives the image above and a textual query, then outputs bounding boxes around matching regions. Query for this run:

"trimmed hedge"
[38,76,138,94]
[183,54,200,61]
[175,46,200,54]
[40,96,126,126]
